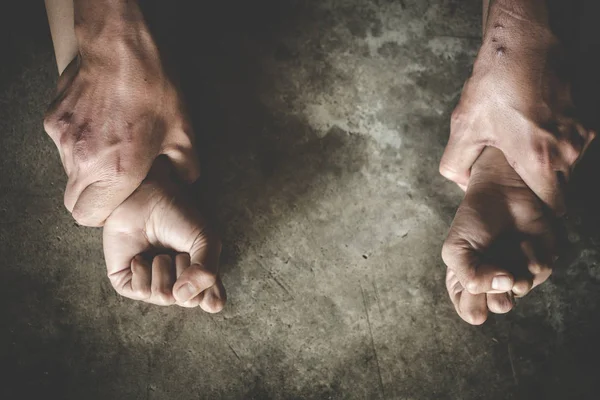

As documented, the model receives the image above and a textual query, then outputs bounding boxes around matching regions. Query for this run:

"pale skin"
[44,0,224,309]
[44,0,201,228]
[440,0,594,324]
[443,147,555,324]
[103,157,225,312]
[43,0,589,321]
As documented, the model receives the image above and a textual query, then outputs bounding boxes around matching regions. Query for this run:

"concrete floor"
[3,1,600,399]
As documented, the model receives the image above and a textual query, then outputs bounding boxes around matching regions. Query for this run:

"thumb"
[163,142,201,184]
[442,238,514,295]
[439,131,484,188]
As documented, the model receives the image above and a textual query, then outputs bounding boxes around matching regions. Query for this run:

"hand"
[103,158,225,312]
[439,1,595,214]
[442,147,556,325]
[44,1,200,227]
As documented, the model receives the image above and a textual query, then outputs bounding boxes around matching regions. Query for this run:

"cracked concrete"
[3,1,600,399]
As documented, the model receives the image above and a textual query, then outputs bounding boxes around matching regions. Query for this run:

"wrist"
[470,148,525,189]
[73,0,158,61]
[473,2,560,88]
[482,0,556,54]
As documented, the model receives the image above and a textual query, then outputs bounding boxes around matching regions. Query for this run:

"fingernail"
[492,275,512,291]
[177,283,196,302]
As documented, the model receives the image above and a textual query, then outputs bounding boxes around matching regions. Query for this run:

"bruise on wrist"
[483,0,556,56]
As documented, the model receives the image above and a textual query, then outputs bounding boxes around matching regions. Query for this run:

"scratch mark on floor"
[228,342,242,361]
[361,283,385,399]
[507,320,519,386]
[372,280,383,317]
[508,342,518,385]
[210,316,243,363]
[271,273,294,299]
[258,260,294,299]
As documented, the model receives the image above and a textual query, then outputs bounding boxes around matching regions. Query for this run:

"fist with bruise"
[439,0,594,214]
[103,158,224,311]
[442,147,556,325]
[44,13,200,227]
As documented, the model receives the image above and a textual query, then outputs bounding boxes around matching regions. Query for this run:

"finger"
[199,276,226,314]
[131,256,152,300]
[173,231,221,304]
[163,143,201,184]
[439,121,485,187]
[67,171,147,227]
[175,253,191,278]
[149,255,176,306]
[445,268,463,312]
[442,237,515,294]
[174,253,198,308]
[512,278,533,298]
[468,265,514,294]
[103,222,151,300]
[173,262,218,304]
[487,292,513,314]
[458,291,488,325]
[521,240,553,291]
[579,127,596,159]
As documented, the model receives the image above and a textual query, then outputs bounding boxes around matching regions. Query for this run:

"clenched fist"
[103,158,224,311]
[442,147,556,325]
[44,0,199,227]
[440,0,595,213]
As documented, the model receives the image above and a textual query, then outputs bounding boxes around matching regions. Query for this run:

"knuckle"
[561,140,581,166]
[529,262,543,275]
[464,279,479,294]
[440,239,457,267]
[587,129,597,142]
[44,111,73,142]
[438,161,461,183]
[108,276,125,295]
[135,287,152,301]
[450,107,464,128]
[43,114,57,136]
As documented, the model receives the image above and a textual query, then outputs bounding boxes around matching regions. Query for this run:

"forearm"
[45,0,77,74]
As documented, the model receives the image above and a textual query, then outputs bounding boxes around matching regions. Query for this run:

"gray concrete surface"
[3,1,600,399]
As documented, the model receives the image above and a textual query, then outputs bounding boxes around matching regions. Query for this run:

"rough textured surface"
[3,1,600,399]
